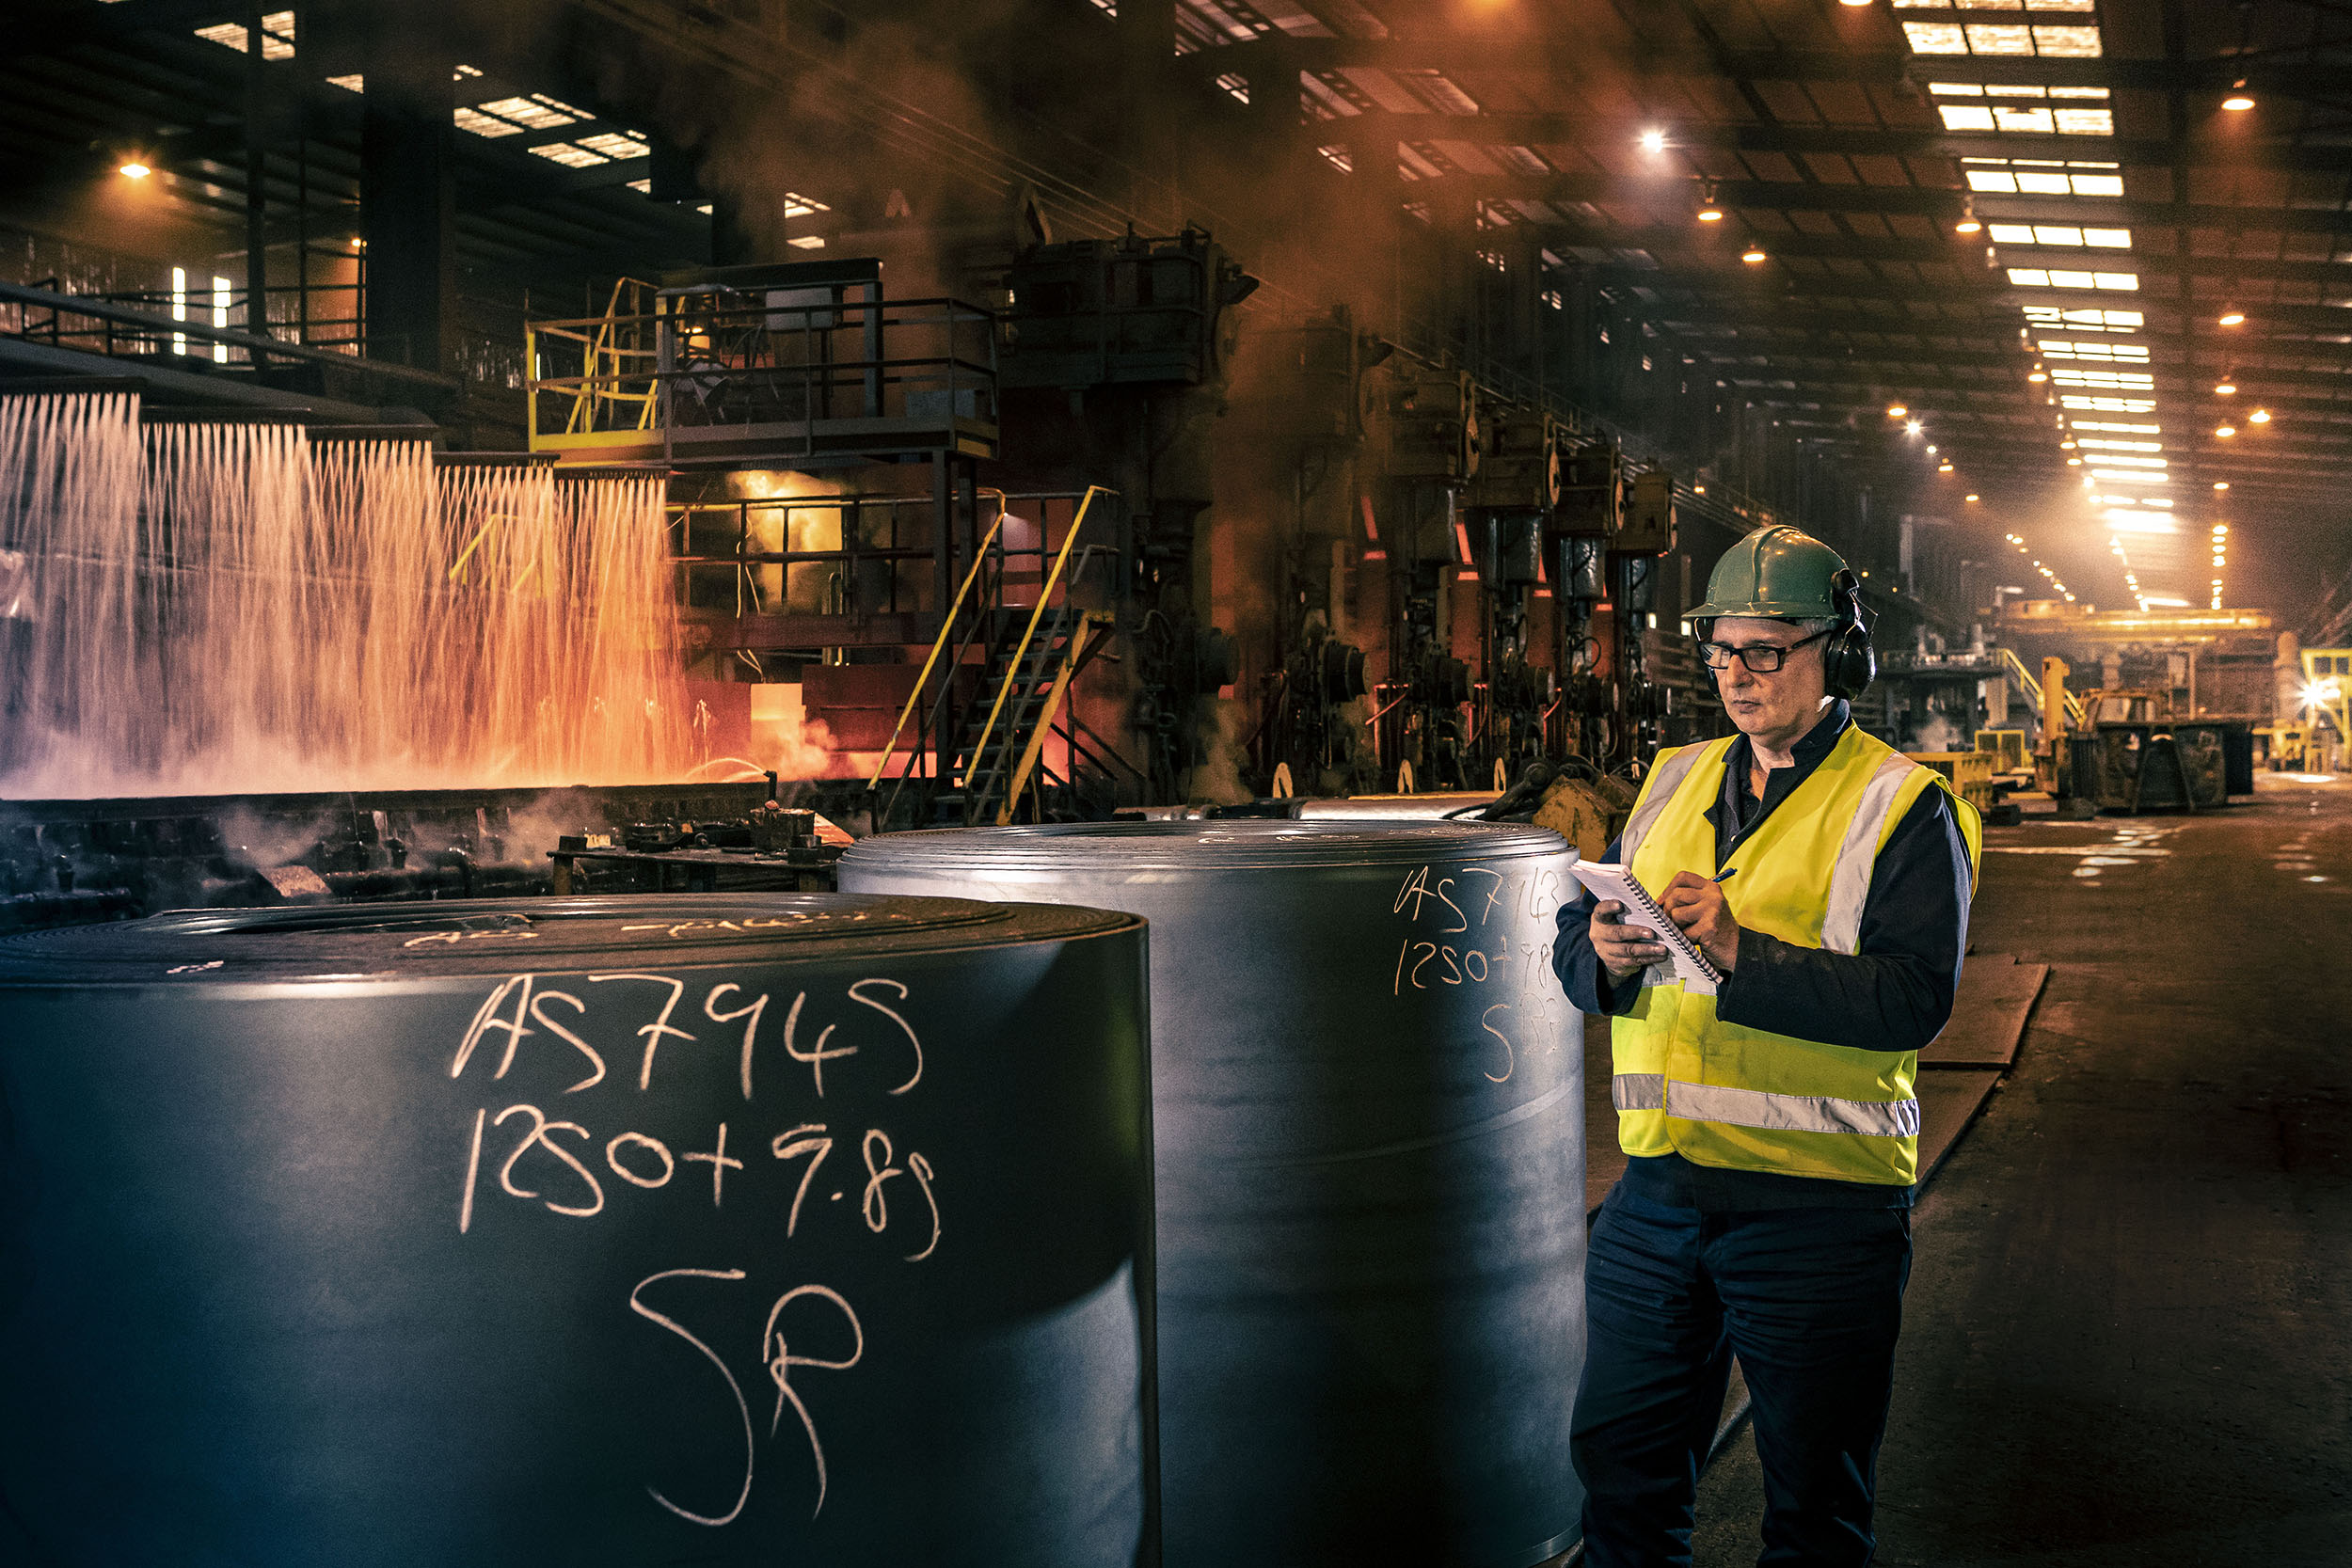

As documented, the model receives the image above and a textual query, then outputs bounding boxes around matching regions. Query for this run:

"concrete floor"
[1686,772,2352,1566]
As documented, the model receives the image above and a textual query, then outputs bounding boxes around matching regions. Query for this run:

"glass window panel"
[1941,105,1999,130]
[2033,24,2104,55]
[1967,169,2020,192]
[1995,106,2057,132]
[2018,171,2073,193]
[2083,227,2131,247]
[1990,224,2037,244]
[2054,108,2114,134]
[2033,225,2086,245]
[1903,22,1969,51]
[2008,268,2053,286]
[2092,272,2138,290]
[1966,24,2036,53]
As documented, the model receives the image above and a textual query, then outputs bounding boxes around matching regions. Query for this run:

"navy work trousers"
[1571,1187,1913,1567]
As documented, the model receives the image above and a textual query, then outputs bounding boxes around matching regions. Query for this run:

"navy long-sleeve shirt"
[1553,702,1974,1210]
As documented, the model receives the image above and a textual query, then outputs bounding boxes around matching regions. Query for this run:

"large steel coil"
[840,821,1585,1568]
[0,895,1151,1567]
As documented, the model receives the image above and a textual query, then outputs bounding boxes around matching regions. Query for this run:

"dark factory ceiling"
[2,0,2348,616]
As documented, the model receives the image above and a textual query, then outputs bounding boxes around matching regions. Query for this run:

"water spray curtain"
[0,392,691,797]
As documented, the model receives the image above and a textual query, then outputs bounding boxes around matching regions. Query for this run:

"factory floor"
[1667,771,2352,1566]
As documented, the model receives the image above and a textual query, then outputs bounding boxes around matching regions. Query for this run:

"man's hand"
[1591,899,1671,982]
[1659,873,1741,973]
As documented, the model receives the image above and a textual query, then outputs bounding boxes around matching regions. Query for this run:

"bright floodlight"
[1639,129,1666,152]
[118,162,151,180]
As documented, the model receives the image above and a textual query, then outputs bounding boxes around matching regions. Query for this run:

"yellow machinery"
[1974,728,2027,774]
[1906,750,1996,818]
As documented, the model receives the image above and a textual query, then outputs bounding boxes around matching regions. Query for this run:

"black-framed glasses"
[1697,627,1833,673]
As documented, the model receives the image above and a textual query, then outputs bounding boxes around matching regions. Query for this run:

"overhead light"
[1926,444,1937,454]
[2249,407,2271,423]
[1697,180,1724,222]
[2216,423,2237,437]
[1741,245,1767,263]
[1886,404,1908,419]
[1956,212,1981,236]
[1965,493,1980,502]
[2028,365,2048,383]
[2214,481,2230,490]
[1904,420,1923,436]
[2222,82,2255,112]
[2060,439,2077,450]
[1839,0,1873,8]
[1640,128,1667,153]
[1938,462,1954,473]
[118,161,151,180]
[2215,380,2236,395]
[2218,308,2245,326]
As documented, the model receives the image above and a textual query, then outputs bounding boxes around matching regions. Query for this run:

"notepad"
[1569,861,1724,993]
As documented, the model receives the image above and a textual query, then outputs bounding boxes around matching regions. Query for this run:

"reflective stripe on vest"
[1820,751,1919,955]
[1612,1071,1919,1137]
[1618,741,1714,868]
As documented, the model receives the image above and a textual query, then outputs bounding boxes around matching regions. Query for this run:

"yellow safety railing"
[1998,646,2084,729]
[961,485,1112,800]
[864,489,1014,791]
[526,278,660,450]
[996,610,1113,825]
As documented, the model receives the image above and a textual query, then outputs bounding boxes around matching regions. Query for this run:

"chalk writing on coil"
[607,1131,675,1189]
[493,1103,604,1217]
[626,1269,865,1528]
[588,973,697,1091]
[847,977,922,1095]
[771,1124,833,1237]
[628,1268,756,1528]
[682,1122,741,1207]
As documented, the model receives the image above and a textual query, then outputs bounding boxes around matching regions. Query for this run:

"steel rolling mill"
[1,3,2348,1565]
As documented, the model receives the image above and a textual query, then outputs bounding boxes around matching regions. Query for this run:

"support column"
[1119,0,1178,225]
[356,12,456,372]
[243,0,267,359]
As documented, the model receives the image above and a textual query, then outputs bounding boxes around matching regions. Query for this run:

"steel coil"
[0,895,1150,1567]
[840,821,1585,1568]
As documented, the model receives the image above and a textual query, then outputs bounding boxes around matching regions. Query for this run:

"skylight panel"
[2064,396,2158,412]
[575,132,650,160]
[194,10,294,58]
[2072,420,2161,434]
[2051,369,2154,388]
[453,107,524,138]
[2040,340,2149,361]
[476,95,581,131]
[2026,307,2145,331]
[528,142,609,168]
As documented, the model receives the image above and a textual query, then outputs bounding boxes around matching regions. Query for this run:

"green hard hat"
[1689,524,1851,623]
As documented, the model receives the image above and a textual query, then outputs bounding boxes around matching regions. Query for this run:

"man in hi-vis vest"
[1551,524,1981,1567]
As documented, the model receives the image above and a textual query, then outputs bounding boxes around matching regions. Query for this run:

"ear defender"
[1824,568,1876,699]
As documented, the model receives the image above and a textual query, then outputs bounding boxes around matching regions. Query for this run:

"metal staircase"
[942,598,1113,824]
[866,486,1120,828]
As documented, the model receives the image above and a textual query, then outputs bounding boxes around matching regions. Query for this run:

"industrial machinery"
[1367,356,1482,792]
[840,820,1586,1568]
[0,895,1151,1564]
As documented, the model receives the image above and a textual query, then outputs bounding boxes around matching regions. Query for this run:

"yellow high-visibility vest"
[1610,721,1984,1186]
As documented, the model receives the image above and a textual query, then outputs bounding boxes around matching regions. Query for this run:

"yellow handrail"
[997,612,1110,825]
[963,485,1110,802]
[1998,645,2083,727]
[864,489,1013,790]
